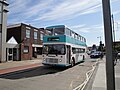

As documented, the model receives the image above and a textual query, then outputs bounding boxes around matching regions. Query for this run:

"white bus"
[42,25,87,67]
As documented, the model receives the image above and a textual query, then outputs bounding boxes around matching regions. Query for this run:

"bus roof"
[46,25,65,29]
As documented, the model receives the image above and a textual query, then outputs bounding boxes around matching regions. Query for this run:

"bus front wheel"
[83,55,85,60]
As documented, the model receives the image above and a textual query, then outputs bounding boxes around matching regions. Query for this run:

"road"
[0,57,98,90]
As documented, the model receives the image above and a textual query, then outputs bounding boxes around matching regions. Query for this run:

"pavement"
[0,59,42,75]
[92,58,106,90]
[115,59,120,90]
[91,57,120,90]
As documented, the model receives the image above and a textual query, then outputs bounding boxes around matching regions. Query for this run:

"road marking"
[69,81,73,90]
[73,61,98,90]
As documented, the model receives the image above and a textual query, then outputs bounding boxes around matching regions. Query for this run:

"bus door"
[66,45,71,64]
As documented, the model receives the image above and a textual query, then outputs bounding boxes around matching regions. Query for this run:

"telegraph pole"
[102,0,115,90]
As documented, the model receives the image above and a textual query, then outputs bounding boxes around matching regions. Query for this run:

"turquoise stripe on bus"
[43,35,86,46]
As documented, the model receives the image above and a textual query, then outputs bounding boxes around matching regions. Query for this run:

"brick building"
[6,23,46,61]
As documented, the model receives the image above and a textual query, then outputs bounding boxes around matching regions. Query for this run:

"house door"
[8,48,13,61]
[32,47,37,58]
[13,48,19,61]
[7,48,19,61]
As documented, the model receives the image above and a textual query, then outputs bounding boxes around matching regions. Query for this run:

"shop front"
[32,44,43,58]
[6,37,19,61]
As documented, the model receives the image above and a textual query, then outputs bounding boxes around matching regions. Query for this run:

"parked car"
[117,52,120,59]
[87,50,96,55]
[87,51,91,55]
[90,51,103,58]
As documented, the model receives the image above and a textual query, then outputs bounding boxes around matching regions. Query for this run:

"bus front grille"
[46,58,58,63]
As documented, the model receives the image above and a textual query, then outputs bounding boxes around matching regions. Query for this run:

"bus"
[42,25,87,67]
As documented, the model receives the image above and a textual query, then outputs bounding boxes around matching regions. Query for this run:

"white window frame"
[40,33,43,40]
[26,30,30,38]
[34,32,37,39]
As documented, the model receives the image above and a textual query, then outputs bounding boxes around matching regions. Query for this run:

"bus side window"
[81,49,85,53]
[83,49,85,53]
[72,48,76,54]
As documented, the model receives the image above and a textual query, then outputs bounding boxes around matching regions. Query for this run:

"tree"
[98,41,104,51]
[92,44,97,51]
[115,44,120,52]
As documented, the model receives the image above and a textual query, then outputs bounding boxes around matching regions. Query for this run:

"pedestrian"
[114,51,118,66]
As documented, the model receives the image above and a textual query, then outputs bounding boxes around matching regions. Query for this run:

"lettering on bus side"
[47,37,60,41]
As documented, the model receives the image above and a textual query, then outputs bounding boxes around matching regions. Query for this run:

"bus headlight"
[43,58,46,61]
[59,59,62,62]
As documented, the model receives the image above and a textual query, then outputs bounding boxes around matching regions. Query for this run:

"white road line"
[73,59,98,90]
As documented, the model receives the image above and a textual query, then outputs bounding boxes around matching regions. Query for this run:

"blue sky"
[7,0,120,46]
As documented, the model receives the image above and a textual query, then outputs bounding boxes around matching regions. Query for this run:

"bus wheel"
[71,58,75,67]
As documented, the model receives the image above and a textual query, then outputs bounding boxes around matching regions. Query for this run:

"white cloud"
[80,4,101,15]
[70,24,103,33]
[113,10,120,16]
[117,20,120,24]
[35,0,102,21]
[70,24,90,33]
[21,0,54,18]
[70,24,86,29]
[8,0,119,25]
[112,0,120,3]
[8,0,29,15]
[8,0,54,23]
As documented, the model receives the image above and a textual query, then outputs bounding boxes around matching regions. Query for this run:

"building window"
[26,30,30,38]
[34,32,37,39]
[23,46,29,53]
[40,33,43,40]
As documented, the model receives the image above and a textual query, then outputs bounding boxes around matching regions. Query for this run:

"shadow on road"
[0,65,67,80]
[0,60,87,80]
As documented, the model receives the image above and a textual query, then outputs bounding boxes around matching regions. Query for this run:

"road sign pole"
[102,0,115,90]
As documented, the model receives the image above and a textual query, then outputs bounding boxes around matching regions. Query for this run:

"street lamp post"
[97,36,102,51]
[115,22,119,31]
[97,36,101,42]
[111,15,120,62]
[111,14,116,62]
